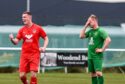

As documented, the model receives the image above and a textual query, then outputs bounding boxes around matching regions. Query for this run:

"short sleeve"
[100,29,109,39]
[39,27,47,39]
[16,28,22,40]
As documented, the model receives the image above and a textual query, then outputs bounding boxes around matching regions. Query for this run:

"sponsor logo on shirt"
[25,34,33,39]
[89,37,94,45]
[25,34,33,42]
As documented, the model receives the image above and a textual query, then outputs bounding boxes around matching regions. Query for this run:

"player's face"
[89,18,97,28]
[22,14,31,25]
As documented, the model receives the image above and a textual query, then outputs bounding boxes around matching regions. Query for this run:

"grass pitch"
[0,73,125,84]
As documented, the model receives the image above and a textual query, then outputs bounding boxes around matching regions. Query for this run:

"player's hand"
[39,47,46,53]
[9,33,14,39]
[95,48,104,53]
[85,17,91,27]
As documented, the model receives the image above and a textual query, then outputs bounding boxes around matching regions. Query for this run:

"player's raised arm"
[80,17,91,39]
[9,33,19,45]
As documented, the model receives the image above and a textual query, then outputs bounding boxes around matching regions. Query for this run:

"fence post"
[64,67,68,74]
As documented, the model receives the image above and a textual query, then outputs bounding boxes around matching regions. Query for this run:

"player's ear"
[29,15,32,20]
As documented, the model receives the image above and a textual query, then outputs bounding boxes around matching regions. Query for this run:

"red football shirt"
[16,23,47,55]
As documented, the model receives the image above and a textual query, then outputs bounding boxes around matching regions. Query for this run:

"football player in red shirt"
[9,11,49,84]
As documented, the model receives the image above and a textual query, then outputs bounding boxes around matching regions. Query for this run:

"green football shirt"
[85,27,108,59]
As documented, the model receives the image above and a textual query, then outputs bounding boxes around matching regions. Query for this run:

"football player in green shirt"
[80,14,111,84]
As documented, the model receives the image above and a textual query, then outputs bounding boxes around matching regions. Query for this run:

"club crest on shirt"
[25,34,33,39]
[94,32,98,37]
[33,29,36,33]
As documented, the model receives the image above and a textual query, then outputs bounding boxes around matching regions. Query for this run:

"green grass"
[0,73,125,84]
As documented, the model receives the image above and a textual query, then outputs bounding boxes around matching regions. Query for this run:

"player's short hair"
[23,11,32,16]
[89,14,98,22]
[90,14,97,19]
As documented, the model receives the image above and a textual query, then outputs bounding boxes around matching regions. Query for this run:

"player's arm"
[39,36,49,52]
[9,33,19,45]
[80,17,91,39]
[102,36,111,51]
[96,36,111,53]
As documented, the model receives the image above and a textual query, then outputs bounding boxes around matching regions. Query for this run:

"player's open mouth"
[23,20,26,23]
